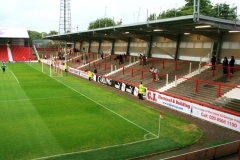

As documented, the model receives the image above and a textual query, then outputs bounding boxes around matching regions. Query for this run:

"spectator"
[211,55,216,70]
[138,82,144,100]
[93,67,97,74]
[114,55,118,61]
[222,57,228,75]
[149,67,155,81]
[119,54,123,65]
[81,54,84,64]
[88,69,92,81]
[229,56,235,74]
[143,54,146,65]
[153,68,160,81]
[139,54,142,65]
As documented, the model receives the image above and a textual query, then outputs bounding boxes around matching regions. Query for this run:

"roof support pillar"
[174,34,181,61]
[88,40,91,53]
[126,38,131,56]
[98,39,102,54]
[148,36,153,58]
[111,39,115,54]
[216,32,223,63]
[80,41,83,51]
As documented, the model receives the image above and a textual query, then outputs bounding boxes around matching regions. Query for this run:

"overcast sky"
[0,0,239,33]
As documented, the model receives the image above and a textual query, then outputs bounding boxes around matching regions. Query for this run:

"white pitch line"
[53,76,158,137]
[9,69,19,83]
[29,64,157,137]
[31,136,158,160]
[28,64,159,159]
[0,95,82,103]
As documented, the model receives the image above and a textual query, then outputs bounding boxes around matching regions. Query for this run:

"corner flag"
[160,112,163,119]
[158,112,163,138]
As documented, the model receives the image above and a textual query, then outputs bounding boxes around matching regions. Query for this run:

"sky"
[0,0,239,33]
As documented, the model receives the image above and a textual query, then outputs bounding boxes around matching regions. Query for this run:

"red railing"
[97,73,240,117]
[176,75,240,98]
[200,63,240,79]
[37,47,58,51]
[51,63,240,117]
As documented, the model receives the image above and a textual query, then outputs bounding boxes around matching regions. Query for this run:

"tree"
[148,0,238,21]
[88,18,117,30]
[48,30,58,35]
[184,0,213,16]
[28,30,42,40]
[211,3,237,20]
[148,13,157,21]
[28,30,42,45]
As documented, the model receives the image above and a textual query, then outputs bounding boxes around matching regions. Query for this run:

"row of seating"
[0,46,9,61]
[11,46,34,61]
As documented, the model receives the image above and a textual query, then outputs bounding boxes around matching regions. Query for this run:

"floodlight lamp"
[153,29,163,31]
[195,25,211,28]
[229,31,240,33]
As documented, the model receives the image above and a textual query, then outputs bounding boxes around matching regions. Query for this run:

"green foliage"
[88,18,117,29]
[211,3,237,20]
[49,30,58,35]
[28,30,59,45]
[148,13,157,21]
[148,0,238,21]
[28,30,42,40]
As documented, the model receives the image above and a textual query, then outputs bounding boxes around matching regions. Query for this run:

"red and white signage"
[191,104,240,132]
[146,90,240,132]
[146,90,191,114]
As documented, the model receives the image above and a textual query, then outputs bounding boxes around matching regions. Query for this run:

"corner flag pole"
[158,112,163,138]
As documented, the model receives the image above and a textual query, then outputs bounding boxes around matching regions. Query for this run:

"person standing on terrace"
[143,54,147,65]
[149,67,155,80]
[154,68,160,81]
[211,54,216,70]
[93,67,97,74]
[222,57,228,75]
[139,54,142,65]
[229,56,235,74]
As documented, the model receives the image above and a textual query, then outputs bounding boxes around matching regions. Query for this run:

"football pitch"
[0,63,202,160]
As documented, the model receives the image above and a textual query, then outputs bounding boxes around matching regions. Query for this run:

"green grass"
[0,63,202,160]
[203,139,232,148]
